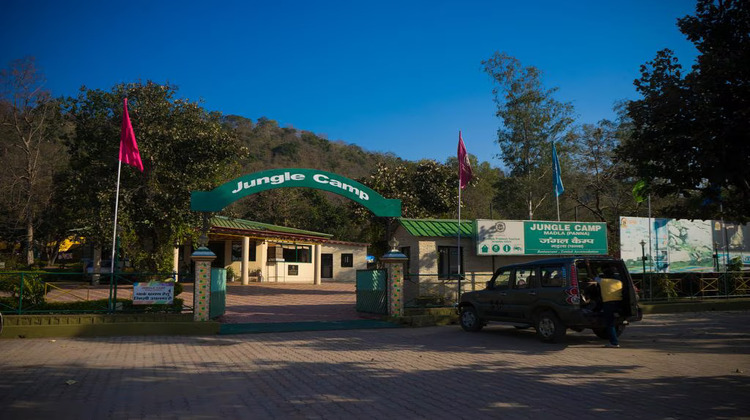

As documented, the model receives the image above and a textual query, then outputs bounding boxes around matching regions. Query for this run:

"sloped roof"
[397,218,474,238]
[210,216,333,239]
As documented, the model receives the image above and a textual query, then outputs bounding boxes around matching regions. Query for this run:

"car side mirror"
[485,280,493,290]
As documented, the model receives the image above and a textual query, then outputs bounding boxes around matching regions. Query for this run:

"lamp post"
[640,240,649,300]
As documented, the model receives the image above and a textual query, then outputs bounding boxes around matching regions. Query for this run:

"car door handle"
[528,291,537,296]
[499,292,507,296]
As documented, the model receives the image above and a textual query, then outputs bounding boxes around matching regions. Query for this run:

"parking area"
[1,311,748,419]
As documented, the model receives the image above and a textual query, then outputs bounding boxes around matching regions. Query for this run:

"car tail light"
[566,264,580,305]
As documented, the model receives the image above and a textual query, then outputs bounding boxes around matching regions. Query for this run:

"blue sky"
[1,0,698,167]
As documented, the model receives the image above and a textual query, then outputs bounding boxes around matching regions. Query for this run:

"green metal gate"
[356,269,387,314]
[210,268,226,319]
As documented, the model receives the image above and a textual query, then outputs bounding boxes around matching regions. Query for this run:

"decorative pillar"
[191,226,216,321]
[380,238,408,317]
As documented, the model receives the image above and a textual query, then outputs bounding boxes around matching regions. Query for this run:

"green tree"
[63,81,243,271]
[0,57,66,265]
[445,156,503,220]
[566,118,636,252]
[483,52,575,220]
[617,0,750,222]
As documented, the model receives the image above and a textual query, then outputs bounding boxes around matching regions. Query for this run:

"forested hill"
[224,115,403,179]
[219,114,503,250]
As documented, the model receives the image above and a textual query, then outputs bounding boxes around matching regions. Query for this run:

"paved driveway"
[215,282,371,323]
[1,311,748,419]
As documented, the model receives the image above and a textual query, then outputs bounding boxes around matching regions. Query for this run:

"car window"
[541,266,565,287]
[576,261,593,282]
[590,261,623,280]
[493,270,511,290]
[513,268,535,289]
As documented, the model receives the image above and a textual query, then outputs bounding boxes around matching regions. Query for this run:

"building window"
[231,242,242,262]
[282,245,312,263]
[231,240,257,262]
[341,253,353,267]
[437,246,463,280]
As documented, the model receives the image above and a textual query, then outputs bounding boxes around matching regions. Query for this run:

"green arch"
[191,168,402,217]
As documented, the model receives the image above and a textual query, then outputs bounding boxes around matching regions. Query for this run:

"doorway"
[321,253,333,279]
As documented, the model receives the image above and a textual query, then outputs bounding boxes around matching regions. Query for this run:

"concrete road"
[1,311,748,419]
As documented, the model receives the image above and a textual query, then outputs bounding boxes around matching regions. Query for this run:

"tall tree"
[483,52,575,220]
[566,118,635,252]
[617,0,750,222]
[0,57,65,265]
[63,82,244,271]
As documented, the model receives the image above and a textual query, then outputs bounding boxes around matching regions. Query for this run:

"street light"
[640,240,649,300]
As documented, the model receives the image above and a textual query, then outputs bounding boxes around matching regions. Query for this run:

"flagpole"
[552,141,563,221]
[457,172,462,297]
[109,159,123,311]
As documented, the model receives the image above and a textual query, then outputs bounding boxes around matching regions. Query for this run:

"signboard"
[133,281,174,305]
[476,220,608,256]
[191,168,402,217]
[620,216,749,273]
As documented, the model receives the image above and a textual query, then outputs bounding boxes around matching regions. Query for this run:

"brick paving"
[43,281,368,323]
[215,282,373,324]
[1,311,749,419]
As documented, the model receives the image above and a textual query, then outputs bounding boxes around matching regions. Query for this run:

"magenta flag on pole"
[458,131,472,189]
[119,98,144,172]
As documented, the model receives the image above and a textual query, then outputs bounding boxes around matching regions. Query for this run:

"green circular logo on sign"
[503,244,511,252]
[492,245,500,252]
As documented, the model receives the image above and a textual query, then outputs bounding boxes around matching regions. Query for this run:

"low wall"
[1,313,220,339]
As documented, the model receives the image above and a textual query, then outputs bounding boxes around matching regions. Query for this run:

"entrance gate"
[190,168,403,321]
[356,269,388,314]
[210,268,226,319]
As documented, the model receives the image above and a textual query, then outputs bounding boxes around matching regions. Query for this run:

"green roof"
[398,218,474,238]
[210,216,333,238]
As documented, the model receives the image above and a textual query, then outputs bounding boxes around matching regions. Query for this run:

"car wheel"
[460,306,484,332]
[535,311,566,342]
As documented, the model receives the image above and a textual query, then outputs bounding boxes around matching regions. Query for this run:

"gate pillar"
[380,238,408,317]
[191,246,216,321]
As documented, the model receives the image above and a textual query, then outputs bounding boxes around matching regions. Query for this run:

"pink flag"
[458,131,472,189]
[119,98,144,172]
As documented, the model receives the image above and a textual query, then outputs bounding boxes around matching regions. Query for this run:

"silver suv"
[456,256,642,342]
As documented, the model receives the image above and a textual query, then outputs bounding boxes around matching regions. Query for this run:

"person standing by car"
[596,268,623,348]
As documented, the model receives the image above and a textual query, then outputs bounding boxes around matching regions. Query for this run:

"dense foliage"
[62,82,244,271]
[0,0,747,267]
[618,0,750,222]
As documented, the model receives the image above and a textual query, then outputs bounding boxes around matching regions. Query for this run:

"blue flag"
[552,142,564,197]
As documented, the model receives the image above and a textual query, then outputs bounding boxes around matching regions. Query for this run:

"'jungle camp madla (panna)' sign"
[475,220,608,256]
[133,281,174,305]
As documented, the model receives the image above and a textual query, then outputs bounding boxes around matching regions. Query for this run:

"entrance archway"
[191,168,401,217]
[188,168,403,325]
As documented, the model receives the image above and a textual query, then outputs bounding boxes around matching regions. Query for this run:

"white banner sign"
[133,281,174,305]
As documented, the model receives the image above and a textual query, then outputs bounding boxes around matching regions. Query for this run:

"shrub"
[0,272,47,307]
[653,275,679,300]
[226,266,236,282]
